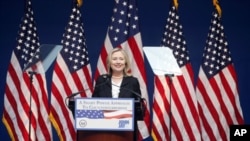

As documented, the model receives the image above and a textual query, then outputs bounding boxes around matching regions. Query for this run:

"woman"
[92,48,144,141]
[92,48,141,100]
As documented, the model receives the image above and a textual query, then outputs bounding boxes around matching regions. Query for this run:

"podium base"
[77,130,134,141]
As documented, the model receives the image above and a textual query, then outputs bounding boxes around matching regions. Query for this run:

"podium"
[67,98,144,141]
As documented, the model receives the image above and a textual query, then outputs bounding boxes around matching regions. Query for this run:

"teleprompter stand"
[23,44,62,141]
[143,46,181,141]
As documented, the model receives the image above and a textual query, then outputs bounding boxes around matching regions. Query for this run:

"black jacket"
[92,74,141,100]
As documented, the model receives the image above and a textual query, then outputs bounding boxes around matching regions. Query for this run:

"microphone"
[66,88,92,115]
[94,74,110,88]
[111,83,146,120]
[67,74,110,99]
[165,74,174,77]
[66,89,90,113]
[66,90,87,99]
[111,83,144,101]
[66,74,110,113]
[28,71,37,75]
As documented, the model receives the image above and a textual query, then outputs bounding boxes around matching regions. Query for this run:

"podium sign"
[75,98,134,131]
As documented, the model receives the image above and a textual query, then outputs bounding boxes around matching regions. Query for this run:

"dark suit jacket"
[92,74,141,100]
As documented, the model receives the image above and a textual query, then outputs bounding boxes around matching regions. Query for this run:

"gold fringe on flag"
[213,0,222,17]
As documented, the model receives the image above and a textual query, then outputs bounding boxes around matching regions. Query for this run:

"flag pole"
[73,1,84,141]
[167,74,174,141]
[24,0,35,140]
[168,2,178,141]
[28,71,36,141]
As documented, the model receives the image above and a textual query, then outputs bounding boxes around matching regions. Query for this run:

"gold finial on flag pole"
[173,0,178,9]
[213,0,222,17]
[77,0,83,7]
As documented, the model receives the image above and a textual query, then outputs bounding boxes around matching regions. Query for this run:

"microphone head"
[102,74,110,79]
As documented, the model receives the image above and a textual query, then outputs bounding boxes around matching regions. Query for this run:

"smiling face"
[110,51,126,74]
[107,48,131,76]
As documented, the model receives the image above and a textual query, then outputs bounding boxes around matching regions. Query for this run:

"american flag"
[2,0,52,140]
[76,110,132,119]
[49,2,93,141]
[196,11,244,141]
[94,0,150,139]
[151,5,201,141]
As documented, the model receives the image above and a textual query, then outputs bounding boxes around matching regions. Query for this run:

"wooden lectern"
[77,127,135,141]
[68,98,143,141]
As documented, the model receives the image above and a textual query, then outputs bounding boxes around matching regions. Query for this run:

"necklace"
[112,75,123,79]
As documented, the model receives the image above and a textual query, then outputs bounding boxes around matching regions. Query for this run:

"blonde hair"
[106,48,131,76]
